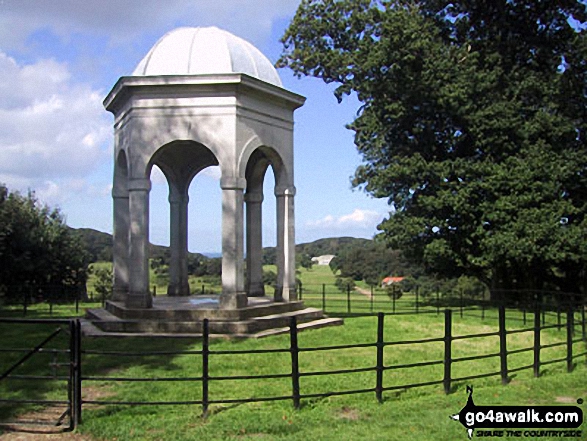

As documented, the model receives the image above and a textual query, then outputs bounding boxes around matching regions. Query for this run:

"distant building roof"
[381,276,405,286]
[311,255,335,265]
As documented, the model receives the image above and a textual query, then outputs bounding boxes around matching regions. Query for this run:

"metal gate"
[0,318,81,432]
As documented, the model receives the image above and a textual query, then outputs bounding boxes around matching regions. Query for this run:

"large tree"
[329,241,417,285]
[279,0,587,297]
[0,185,90,302]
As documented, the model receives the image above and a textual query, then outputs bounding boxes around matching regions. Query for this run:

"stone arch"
[113,149,129,195]
[244,145,296,302]
[147,140,220,297]
[148,140,220,197]
[239,137,293,189]
[112,149,130,302]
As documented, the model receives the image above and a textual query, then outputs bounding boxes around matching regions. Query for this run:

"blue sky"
[0,0,391,253]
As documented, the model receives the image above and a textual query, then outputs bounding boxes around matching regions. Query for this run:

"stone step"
[251,307,325,329]
[80,316,344,339]
[86,308,119,322]
[104,298,306,321]
[252,317,344,338]
[87,306,327,335]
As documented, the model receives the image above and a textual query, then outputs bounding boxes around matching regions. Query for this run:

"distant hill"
[262,237,373,265]
[72,228,372,264]
[296,237,372,257]
[74,228,113,262]
[72,227,209,263]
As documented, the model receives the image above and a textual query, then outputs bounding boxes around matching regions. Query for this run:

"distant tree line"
[149,248,222,284]
[262,237,372,266]
[329,242,416,286]
[327,239,489,301]
[0,185,90,304]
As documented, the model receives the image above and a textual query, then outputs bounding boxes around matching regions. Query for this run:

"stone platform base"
[83,295,343,338]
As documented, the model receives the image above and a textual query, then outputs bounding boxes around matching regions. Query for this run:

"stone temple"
[85,27,342,337]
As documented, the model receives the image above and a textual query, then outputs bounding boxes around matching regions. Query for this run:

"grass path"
[354,286,373,299]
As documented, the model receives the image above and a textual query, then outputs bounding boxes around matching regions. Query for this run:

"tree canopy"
[0,185,90,302]
[279,0,587,296]
[329,241,416,285]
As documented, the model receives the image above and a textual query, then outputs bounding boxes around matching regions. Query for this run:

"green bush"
[335,277,355,292]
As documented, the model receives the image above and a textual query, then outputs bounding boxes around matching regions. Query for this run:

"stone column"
[112,191,129,302]
[168,191,190,296]
[245,191,264,297]
[220,177,247,309]
[127,178,152,309]
[275,186,297,302]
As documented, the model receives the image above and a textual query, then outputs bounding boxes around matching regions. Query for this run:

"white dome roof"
[132,27,282,87]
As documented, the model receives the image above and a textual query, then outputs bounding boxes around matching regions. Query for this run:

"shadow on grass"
[0,317,199,432]
[0,319,74,428]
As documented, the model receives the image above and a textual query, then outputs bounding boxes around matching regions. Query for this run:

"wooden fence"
[1,306,586,430]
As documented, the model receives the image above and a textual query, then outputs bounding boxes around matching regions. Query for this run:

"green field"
[82,311,587,441]
[1,266,586,440]
[84,261,404,309]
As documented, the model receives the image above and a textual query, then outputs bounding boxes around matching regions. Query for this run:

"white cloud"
[3,178,90,208]
[306,209,383,231]
[0,52,111,190]
[0,0,300,50]
[35,180,64,205]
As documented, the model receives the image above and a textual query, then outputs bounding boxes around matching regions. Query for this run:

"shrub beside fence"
[2,305,585,431]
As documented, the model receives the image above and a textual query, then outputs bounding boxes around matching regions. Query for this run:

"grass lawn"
[298,265,425,314]
[1,301,585,440]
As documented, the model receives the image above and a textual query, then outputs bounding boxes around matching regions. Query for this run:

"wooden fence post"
[347,284,351,314]
[533,307,541,378]
[376,312,384,403]
[581,308,586,342]
[392,291,396,314]
[322,284,326,312]
[202,318,210,417]
[68,320,77,431]
[566,309,574,373]
[74,319,82,426]
[289,317,301,409]
[498,306,508,384]
[443,309,452,394]
[23,288,30,317]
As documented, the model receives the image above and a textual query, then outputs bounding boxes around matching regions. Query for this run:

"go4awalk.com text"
[451,387,583,439]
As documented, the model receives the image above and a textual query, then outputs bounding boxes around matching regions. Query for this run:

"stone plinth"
[84,296,343,338]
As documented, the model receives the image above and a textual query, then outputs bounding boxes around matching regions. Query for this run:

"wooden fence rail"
[1,305,586,430]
